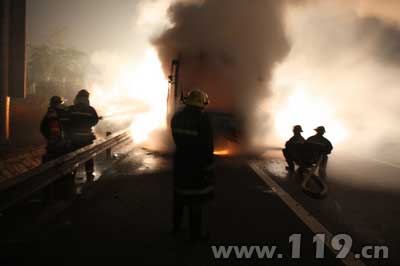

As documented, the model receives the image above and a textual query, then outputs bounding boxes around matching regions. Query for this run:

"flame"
[126,49,168,143]
[274,85,348,144]
[213,149,231,156]
[213,139,238,156]
[90,48,168,145]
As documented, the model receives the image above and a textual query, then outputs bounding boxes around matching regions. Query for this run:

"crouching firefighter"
[282,125,305,172]
[40,96,70,162]
[68,89,99,181]
[171,89,214,241]
[306,126,333,178]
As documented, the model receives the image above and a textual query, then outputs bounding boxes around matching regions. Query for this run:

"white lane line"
[349,153,400,169]
[367,158,400,169]
[248,161,365,266]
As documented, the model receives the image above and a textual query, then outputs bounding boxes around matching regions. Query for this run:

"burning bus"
[167,59,243,156]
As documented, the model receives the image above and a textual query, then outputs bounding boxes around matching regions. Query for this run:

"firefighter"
[40,96,73,201]
[171,89,214,241]
[68,89,99,181]
[306,126,333,178]
[40,96,70,162]
[283,125,305,172]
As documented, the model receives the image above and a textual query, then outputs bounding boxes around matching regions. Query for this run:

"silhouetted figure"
[40,96,73,201]
[68,89,99,181]
[40,96,70,162]
[283,125,305,172]
[305,126,333,178]
[171,89,214,241]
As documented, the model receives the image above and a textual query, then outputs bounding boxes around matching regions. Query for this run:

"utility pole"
[0,0,11,144]
[0,0,26,144]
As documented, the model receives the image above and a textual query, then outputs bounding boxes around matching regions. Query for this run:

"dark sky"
[27,0,140,53]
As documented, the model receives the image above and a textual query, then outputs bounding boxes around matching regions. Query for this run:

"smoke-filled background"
[26,0,400,165]
[26,0,172,148]
[268,0,400,165]
[152,0,400,165]
[153,0,289,144]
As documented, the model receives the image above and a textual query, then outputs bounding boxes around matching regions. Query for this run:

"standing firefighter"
[171,89,214,241]
[40,96,70,162]
[306,126,333,178]
[40,96,72,201]
[68,89,99,181]
[283,125,305,172]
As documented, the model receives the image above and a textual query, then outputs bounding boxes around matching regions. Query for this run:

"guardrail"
[0,130,131,212]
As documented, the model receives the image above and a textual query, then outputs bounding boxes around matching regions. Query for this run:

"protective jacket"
[171,106,214,199]
[285,135,305,151]
[306,135,333,154]
[40,105,70,158]
[68,103,99,148]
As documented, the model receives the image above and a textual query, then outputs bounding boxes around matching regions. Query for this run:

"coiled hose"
[300,157,328,199]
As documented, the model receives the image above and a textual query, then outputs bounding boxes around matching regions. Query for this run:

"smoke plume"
[268,1,400,164]
[293,0,400,26]
[153,0,289,143]
[345,0,400,26]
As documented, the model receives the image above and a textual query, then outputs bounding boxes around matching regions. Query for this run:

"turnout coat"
[171,106,214,202]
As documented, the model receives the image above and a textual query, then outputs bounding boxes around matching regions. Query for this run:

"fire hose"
[99,106,148,121]
[300,156,328,199]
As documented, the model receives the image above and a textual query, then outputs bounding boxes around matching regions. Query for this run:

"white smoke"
[88,0,174,149]
[267,1,400,164]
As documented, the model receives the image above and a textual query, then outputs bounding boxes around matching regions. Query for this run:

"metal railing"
[0,130,131,212]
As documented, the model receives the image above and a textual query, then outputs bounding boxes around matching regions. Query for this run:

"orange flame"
[213,149,232,156]
[90,48,168,145]
[213,139,238,156]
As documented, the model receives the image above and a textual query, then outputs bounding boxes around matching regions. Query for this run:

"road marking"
[350,153,400,169]
[248,161,366,266]
[368,158,400,169]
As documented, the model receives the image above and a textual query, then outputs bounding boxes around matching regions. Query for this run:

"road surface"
[0,147,396,265]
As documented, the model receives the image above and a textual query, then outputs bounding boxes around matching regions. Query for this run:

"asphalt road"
[258,149,399,266]
[0,148,349,265]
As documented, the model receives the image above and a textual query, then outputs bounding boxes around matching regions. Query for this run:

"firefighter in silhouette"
[68,89,99,181]
[171,89,214,241]
[306,126,333,178]
[40,96,70,162]
[40,96,73,201]
[283,125,305,172]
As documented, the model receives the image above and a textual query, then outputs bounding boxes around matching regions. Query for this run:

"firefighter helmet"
[77,89,90,98]
[314,126,326,134]
[293,125,303,133]
[185,90,209,108]
[49,96,63,107]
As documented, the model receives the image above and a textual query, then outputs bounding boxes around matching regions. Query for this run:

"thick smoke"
[153,0,289,143]
[269,1,400,164]
[294,0,400,26]
[87,0,172,148]
[345,0,400,26]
